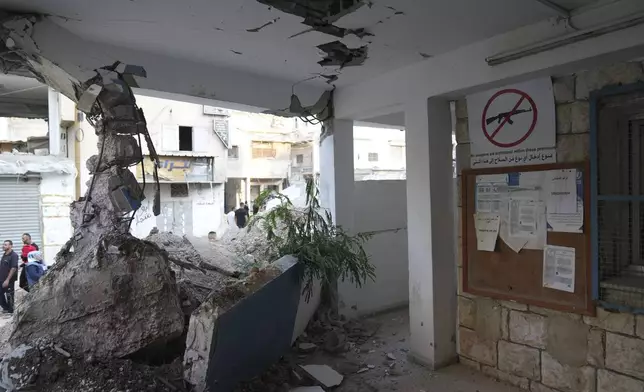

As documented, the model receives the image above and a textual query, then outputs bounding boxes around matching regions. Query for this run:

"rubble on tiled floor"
[234,308,524,392]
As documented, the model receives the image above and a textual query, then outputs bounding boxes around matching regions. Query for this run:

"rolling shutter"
[0,176,41,247]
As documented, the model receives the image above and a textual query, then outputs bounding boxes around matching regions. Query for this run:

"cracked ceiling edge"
[0,12,82,103]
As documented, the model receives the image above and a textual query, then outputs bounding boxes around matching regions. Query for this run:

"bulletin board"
[462,162,594,315]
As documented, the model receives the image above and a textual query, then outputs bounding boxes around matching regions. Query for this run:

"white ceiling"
[0,74,47,118]
[0,0,601,89]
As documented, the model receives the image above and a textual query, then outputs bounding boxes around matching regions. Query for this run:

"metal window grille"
[596,90,644,309]
[170,183,189,198]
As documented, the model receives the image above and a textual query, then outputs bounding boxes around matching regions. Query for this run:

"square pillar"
[48,87,62,156]
[405,97,456,369]
[319,119,354,231]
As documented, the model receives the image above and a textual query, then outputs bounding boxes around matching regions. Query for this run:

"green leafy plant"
[248,178,375,302]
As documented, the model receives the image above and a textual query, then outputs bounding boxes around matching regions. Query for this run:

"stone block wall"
[455,61,644,392]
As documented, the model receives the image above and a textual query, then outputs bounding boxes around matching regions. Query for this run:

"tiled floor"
[304,308,522,392]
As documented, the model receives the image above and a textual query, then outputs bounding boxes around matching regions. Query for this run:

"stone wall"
[455,61,644,392]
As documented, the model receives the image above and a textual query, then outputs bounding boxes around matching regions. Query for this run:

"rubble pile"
[10,234,185,360]
[220,183,311,268]
[145,231,238,315]
[0,341,186,392]
[221,221,279,267]
[230,312,383,392]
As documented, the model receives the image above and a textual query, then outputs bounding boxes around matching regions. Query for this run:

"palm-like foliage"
[249,178,375,301]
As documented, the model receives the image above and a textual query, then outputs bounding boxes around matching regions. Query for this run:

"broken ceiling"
[256,0,378,76]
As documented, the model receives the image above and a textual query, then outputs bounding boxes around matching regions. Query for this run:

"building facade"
[0,86,78,264]
[353,126,406,181]
[224,113,317,212]
[78,95,229,239]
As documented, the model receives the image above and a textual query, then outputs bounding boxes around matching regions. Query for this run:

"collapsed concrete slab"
[184,255,307,392]
[145,232,239,316]
[10,233,184,360]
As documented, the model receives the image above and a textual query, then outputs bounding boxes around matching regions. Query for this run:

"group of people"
[0,233,47,314]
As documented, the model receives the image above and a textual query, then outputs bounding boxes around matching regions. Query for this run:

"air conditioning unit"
[203,105,230,116]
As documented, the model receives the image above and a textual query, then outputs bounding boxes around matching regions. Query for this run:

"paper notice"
[500,220,528,253]
[475,213,500,252]
[476,175,507,214]
[546,169,577,214]
[476,174,508,184]
[476,183,504,213]
[546,169,584,233]
[504,190,546,250]
[509,198,537,237]
[543,245,575,293]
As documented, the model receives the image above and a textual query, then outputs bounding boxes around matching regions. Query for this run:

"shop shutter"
[0,176,41,247]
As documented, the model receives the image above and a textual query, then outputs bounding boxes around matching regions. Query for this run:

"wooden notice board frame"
[462,162,594,316]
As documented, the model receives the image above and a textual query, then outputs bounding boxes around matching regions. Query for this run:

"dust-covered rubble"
[10,233,185,361]
[230,311,383,392]
[0,341,187,392]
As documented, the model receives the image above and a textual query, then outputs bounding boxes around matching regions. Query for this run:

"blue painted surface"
[599,301,644,315]
[206,263,303,392]
[590,82,644,311]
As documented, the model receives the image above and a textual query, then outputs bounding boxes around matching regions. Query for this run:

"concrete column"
[245,176,251,203]
[47,87,61,156]
[319,119,354,231]
[405,97,456,369]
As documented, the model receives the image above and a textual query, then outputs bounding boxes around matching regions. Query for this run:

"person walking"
[235,203,249,228]
[0,240,19,313]
[25,250,46,288]
[19,233,38,292]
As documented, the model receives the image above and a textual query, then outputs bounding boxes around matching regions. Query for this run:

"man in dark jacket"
[0,240,18,313]
[235,203,249,228]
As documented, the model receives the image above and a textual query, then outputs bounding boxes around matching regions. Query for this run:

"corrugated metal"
[0,177,41,247]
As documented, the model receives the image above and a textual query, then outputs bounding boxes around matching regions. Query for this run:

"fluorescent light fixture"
[486,13,644,66]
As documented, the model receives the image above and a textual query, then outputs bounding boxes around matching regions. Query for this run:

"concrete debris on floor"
[300,364,344,388]
[0,341,186,392]
[0,225,522,391]
[234,308,524,392]
[0,227,307,391]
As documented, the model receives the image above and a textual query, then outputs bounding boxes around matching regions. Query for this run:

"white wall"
[135,95,228,177]
[0,118,48,142]
[338,180,408,317]
[40,172,75,264]
[353,126,406,171]
[130,182,225,239]
[227,112,295,180]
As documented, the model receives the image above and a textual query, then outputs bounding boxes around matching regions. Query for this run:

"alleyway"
[299,308,521,392]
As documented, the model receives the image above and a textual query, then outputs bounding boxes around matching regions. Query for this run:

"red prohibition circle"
[481,88,538,148]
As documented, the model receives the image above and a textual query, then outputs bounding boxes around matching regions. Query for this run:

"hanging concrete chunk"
[300,364,344,388]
